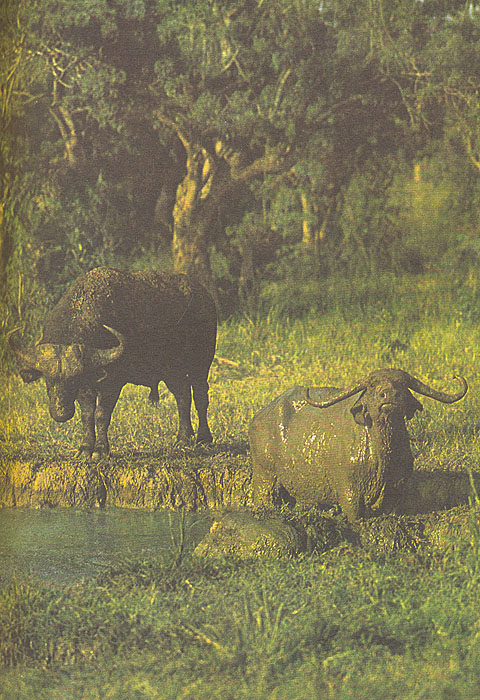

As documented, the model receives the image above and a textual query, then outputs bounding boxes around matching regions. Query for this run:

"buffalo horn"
[305,379,368,408]
[90,325,125,367]
[404,372,468,403]
[7,327,41,370]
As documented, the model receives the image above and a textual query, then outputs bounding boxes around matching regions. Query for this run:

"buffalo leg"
[191,375,213,444]
[94,385,122,456]
[252,466,280,508]
[338,484,364,523]
[164,374,195,443]
[76,387,97,457]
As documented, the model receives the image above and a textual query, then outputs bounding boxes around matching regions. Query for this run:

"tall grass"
[2,273,478,460]
[1,540,480,699]
[1,272,480,698]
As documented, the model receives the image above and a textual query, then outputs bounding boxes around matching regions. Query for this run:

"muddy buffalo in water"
[10,267,217,456]
[249,369,467,521]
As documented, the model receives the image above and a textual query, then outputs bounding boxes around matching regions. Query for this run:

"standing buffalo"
[9,267,217,456]
[249,369,467,521]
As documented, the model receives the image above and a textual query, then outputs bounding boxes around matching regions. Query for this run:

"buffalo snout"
[379,401,402,417]
[46,381,77,423]
[49,402,75,423]
[369,384,412,421]
[373,384,423,421]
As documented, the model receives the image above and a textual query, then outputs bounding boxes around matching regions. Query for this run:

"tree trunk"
[172,214,214,293]
[0,174,11,300]
[300,190,319,258]
[158,116,294,308]
[171,149,219,304]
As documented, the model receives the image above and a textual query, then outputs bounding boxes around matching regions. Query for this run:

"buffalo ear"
[350,394,372,427]
[405,393,423,420]
[19,368,42,384]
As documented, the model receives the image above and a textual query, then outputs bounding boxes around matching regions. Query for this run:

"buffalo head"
[305,368,468,427]
[8,325,124,422]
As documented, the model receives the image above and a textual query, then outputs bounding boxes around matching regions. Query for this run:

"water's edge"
[0,507,212,584]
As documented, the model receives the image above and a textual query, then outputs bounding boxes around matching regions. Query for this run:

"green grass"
[1,541,480,699]
[1,271,480,698]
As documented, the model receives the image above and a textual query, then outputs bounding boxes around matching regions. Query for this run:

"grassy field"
[1,272,480,698]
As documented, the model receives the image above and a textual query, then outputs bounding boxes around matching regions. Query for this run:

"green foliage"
[3,0,480,317]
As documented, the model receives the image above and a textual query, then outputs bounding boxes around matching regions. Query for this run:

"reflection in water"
[0,508,211,585]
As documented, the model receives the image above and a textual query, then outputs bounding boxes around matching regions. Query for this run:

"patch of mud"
[195,506,480,559]
[194,510,307,558]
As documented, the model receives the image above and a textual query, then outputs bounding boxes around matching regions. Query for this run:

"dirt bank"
[0,450,252,510]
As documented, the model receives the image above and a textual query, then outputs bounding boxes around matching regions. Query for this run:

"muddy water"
[0,508,211,585]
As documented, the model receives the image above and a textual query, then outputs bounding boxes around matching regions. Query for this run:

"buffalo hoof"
[175,432,195,446]
[91,443,110,461]
[196,432,213,446]
[76,445,110,461]
[91,451,109,462]
[76,446,95,460]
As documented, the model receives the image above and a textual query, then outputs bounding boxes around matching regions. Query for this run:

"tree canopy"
[1,0,480,319]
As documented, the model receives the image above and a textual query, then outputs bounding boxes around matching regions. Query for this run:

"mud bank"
[0,451,252,510]
[1,452,478,516]
[196,505,480,558]
[2,454,480,560]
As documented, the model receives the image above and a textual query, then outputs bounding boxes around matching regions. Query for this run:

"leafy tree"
[358,0,480,171]
[1,0,28,301]
[148,0,337,297]
[1,0,174,318]
[2,0,480,320]
[154,0,417,298]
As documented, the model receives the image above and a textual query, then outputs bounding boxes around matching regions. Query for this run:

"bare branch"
[154,111,193,157]
[268,68,292,121]
[466,140,480,173]
[226,143,295,182]
[219,48,239,74]
[49,104,82,167]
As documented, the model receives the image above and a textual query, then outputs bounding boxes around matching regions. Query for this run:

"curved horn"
[403,372,468,403]
[90,325,125,367]
[305,378,368,408]
[7,327,41,369]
